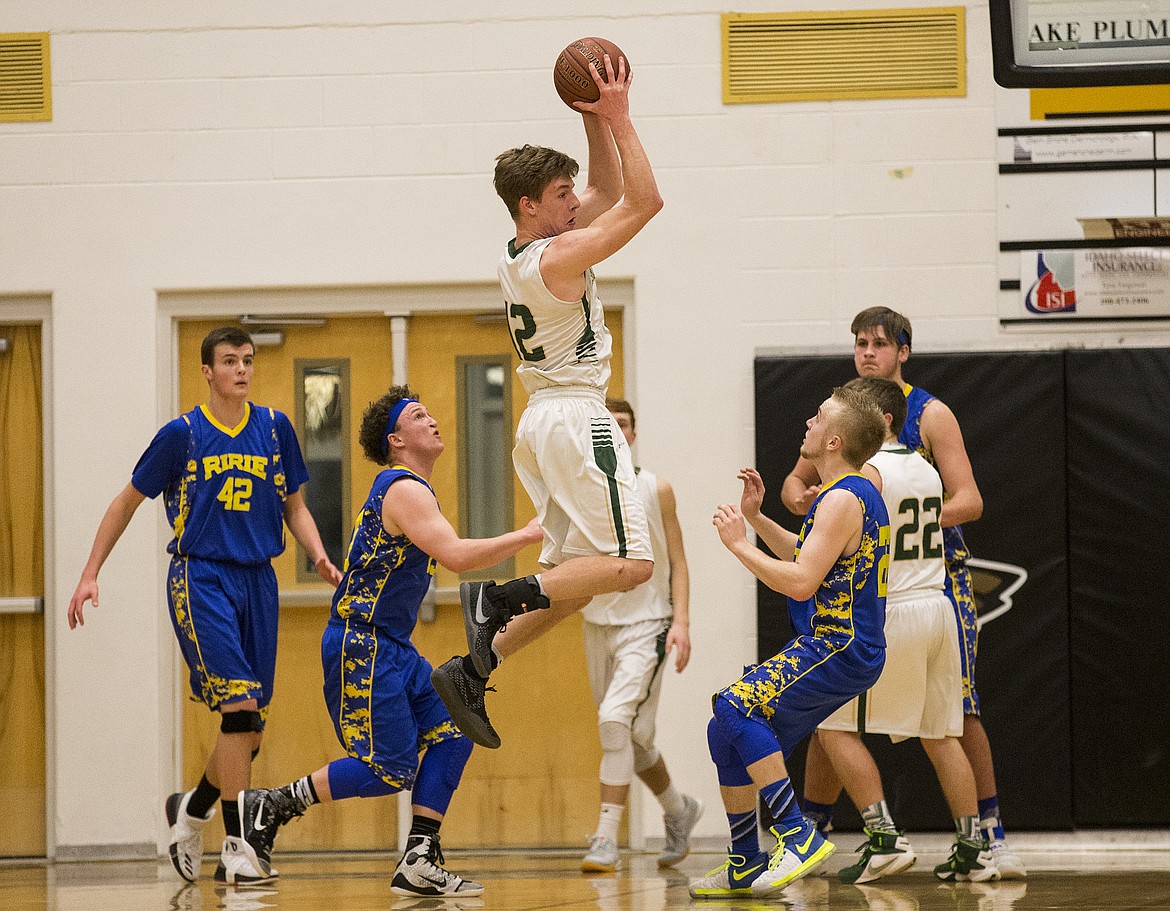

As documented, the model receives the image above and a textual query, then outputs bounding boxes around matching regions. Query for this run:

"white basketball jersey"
[869,443,947,603]
[583,468,673,625]
[498,236,613,394]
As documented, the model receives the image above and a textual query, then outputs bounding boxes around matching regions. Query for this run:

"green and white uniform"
[583,468,672,747]
[499,236,650,566]
[818,443,962,742]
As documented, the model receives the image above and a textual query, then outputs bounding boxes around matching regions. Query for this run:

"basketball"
[553,37,629,109]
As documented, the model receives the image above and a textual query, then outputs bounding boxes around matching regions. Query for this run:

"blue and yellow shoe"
[751,820,836,896]
[688,851,768,898]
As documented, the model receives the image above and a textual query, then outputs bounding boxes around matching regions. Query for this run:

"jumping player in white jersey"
[577,398,702,874]
[432,49,663,750]
[811,377,998,884]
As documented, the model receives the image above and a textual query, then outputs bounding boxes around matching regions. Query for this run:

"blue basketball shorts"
[167,554,279,717]
[717,633,885,756]
[321,618,464,790]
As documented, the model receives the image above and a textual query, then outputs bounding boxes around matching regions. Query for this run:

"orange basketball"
[553,37,629,109]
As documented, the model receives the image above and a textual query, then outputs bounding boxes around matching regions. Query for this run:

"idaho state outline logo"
[1025,251,1076,314]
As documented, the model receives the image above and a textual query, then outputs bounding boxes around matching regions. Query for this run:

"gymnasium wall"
[755,350,1170,830]
[2,3,1169,854]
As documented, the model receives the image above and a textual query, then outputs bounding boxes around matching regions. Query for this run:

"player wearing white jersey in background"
[577,399,702,874]
[432,49,663,749]
[812,377,998,884]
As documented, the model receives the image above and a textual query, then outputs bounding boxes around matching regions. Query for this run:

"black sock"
[490,575,550,616]
[409,814,442,840]
[186,774,220,819]
[222,798,241,838]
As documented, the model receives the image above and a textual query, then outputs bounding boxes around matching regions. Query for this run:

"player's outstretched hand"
[316,556,343,586]
[791,482,821,514]
[574,52,631,119]
[738,468,766,520]
[518,516,544,546]
[713,503,748,551]
[68,578,98,629]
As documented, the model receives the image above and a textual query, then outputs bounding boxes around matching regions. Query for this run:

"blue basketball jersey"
[899,384,971,563]
[131,403,308,564]
[789,473,889,649]
[330,467,437,644]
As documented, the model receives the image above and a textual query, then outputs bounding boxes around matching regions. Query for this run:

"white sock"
[595,802,624,842]
[656,783,686,818]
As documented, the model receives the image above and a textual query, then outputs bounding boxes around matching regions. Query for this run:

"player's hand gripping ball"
[553,37,629,109]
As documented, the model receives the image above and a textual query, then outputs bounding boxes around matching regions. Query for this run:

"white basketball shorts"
[818,590,962,742]
[513,387,652,567]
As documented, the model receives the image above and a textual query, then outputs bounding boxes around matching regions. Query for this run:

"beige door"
[179,316,398,852]
[0,325,46,857]
[179,309,624,850]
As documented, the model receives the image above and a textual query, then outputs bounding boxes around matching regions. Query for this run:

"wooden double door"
[179,311,624,851]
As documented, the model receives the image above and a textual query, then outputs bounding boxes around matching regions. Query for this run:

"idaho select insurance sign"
[1014,248,1170,319]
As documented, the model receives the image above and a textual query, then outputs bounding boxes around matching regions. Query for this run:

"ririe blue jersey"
[899,384,970,564]
[132,403,307,565]
[330,467,437,644]
[789,473,889,649]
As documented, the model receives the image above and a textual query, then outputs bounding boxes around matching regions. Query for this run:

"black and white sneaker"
[430,656,500,749]
[391,834,484,897]
[165,790,214,882]
[238,788,304,876]
[214,836,277,886]
[460,581,505,678]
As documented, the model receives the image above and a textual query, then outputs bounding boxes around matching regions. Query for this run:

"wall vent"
[723,8,965,104]
[0,33,51,123]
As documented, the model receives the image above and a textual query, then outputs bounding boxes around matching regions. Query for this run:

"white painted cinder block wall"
[4,1,1168,854]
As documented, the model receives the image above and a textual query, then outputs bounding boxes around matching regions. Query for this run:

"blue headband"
[382,398,419,457]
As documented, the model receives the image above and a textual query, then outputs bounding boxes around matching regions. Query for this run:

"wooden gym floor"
[3,833,1170,911]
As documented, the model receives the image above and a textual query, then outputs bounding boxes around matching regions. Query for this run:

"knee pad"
[356,775,397,798]
[633,744,660,775]
[220,709,263,734]
[413,736,474,816]
[328,756,402,800]
[713,696,782,770]
[598,720,634,787]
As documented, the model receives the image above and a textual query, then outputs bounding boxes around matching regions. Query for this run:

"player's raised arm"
[542,53,662,288]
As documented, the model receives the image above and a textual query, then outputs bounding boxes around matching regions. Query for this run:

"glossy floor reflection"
[3,836,1170,911]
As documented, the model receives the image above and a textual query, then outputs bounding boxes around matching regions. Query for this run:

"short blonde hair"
[829,385,887,469]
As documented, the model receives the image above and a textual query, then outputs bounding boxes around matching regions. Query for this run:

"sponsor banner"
[1011,131,1151,164]
[1013,247,1170,319]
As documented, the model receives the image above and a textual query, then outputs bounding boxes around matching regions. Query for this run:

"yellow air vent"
[0,32,51,122]
[723,8,965,104]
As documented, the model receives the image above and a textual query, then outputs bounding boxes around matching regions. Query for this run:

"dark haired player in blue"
[690,386,889,899]
[68,326,342,885]
[232,386,542,897]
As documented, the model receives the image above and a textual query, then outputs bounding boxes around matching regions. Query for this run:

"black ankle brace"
[491,575,550,615]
